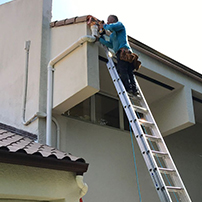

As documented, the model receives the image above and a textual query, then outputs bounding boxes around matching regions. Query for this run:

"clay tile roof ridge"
[50,15,99,28]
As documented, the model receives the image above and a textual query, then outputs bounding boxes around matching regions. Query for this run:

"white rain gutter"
[46,25,98,145]
[76,175,88,198]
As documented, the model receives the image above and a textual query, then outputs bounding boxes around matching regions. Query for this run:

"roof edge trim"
[0,149,89,174]
[128,36,202,83]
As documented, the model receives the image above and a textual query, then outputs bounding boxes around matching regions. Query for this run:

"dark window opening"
[63,98,91,121]
[95,94,119,128]
[63,93,120,129]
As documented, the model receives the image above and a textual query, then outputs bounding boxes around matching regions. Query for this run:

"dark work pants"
[116,51,137,92]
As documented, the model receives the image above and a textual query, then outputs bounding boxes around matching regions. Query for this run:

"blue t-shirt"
[99,21,131,53]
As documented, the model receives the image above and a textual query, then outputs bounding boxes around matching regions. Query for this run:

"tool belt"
[119,48,141,71]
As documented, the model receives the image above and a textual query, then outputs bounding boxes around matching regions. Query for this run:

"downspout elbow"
[22,112,46,126]
[47,35,96,68]
[79,35,96,44]
[78,24,98,43]
[76,175,88,198]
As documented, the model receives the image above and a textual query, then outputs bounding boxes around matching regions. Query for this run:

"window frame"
[63,92,127,130]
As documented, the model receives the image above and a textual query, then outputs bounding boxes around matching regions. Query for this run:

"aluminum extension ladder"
[104,47,192,202]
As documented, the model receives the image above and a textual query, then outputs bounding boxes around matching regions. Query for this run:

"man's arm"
[99,36,113,49]
[103,22,124,32]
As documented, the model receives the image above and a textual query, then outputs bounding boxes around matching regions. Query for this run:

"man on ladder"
[94,15,192,202]
[97,15,141,96]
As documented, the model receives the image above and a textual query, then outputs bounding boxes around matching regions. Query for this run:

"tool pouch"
[119,49,141,71]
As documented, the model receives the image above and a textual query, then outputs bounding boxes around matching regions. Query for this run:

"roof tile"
[50,21,57,27]
[65,17,77,24]
[50,15,95,28]
[0,123,37,140]
[2,135,23,146]
[75,15,88,23]
[0,127,85,162]
[0,124,88,173]
[54,19,66,27]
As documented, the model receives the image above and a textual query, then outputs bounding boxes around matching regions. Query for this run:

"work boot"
[131,85,139,96]
[133,91,140,96]
[132,89,140,98]
[126,85,133,93]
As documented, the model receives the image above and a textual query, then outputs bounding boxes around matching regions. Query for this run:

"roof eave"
[0,149,89,175]
[128,36,202,83]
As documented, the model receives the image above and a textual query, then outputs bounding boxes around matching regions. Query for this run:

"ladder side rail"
[105,50,172,202]
[134,75,192,201]
[106,56,159,161]
[157,143,192,201]
[134,77,163,139]
[110,63,171,202]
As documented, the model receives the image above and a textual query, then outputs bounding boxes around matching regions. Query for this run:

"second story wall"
[50,21,99,114]
[129,41,202,136]
[0,0,52,134]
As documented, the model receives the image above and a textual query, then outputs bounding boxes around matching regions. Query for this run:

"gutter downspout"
[76,175,88,198]
[22,40,46,126]
[46,25,98,145]
[52,116,60,149]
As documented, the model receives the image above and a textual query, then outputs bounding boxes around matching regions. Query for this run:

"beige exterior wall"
[52,114,202,202]
[0,0,51,137]
[50,23,99,114]
[151,86,194,135]
[0,163,81,202]
[165,123,202,202]
[131,46,202,135]
[53,115,160,202]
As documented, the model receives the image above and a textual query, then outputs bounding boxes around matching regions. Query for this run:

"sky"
[1,0,201,74]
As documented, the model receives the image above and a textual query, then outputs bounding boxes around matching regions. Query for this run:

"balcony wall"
[50,23,99,114]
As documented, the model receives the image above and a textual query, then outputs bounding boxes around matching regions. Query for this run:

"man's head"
[107,15,119,24]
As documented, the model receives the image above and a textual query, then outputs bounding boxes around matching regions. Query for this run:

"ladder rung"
[159,167,176,174]
[132,104,148,113]
[151,150,168,157]
[139,119,154,127]
[166,186,184,192]
[145,134,161,141]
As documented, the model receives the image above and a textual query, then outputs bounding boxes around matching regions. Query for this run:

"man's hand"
[94,35,100,43]
[99,20,105,29]
[99,23,104,29]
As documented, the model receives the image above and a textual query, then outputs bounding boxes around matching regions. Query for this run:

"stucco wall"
[53,115,161,202]
[131,46,202,135]
[51,115,200,202]
[165,123,202,202]
[0,163,81,202]
[50,23,99,114]
[151,86,195,136]
[0,0,51,135]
